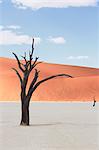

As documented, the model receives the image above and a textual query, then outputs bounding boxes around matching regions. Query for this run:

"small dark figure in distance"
[93,98,96,107]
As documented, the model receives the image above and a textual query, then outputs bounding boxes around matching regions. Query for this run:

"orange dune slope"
[0,57,99,101]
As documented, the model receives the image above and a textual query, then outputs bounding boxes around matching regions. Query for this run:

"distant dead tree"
[12,38,73,126]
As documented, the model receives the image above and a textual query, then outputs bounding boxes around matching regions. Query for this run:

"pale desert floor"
[0,102,99,150]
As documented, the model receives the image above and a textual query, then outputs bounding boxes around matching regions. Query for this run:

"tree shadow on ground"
[30,122,62,127]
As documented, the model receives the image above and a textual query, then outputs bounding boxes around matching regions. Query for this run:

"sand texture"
[0,57,99,101]
[0,102,99,150]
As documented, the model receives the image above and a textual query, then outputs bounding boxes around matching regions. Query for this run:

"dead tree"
[12,38,73,126]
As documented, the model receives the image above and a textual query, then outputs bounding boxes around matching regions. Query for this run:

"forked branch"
[27,69,40,97]
[28,74,73,98]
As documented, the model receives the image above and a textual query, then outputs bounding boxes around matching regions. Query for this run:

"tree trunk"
[20,100,30,126]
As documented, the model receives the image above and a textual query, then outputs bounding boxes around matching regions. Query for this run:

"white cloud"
[6,25,21,30]
[0,29,41,45]
[11,0,97,10]
[67,56,89,60]
[48,36,66,44]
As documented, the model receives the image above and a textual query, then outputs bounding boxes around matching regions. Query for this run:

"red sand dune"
[0,57,99,101]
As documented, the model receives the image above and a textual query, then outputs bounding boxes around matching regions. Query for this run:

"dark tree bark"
[12,38,73,126]
[20,100,30,125]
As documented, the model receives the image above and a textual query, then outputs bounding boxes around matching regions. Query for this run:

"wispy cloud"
[48,36,66,44]
[11,0,97,10]
[0,28,41,45]
[6,25,21,30]
[67,56,89,60]
[0,25,21,30]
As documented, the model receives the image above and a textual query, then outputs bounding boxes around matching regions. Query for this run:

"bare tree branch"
[33,61,42,68]
[35,73,73,87]
[12,52,25,72]
[31,57,39,68]
[12,68,22,84]
[21,52,27,63]
[29,61,42,73]
[27,69,40,97]
[28,74,73,98]
[32,38,34,56]
[29,38,34,68]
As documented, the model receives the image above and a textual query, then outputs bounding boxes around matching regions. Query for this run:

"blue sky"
[0,0,98,68]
